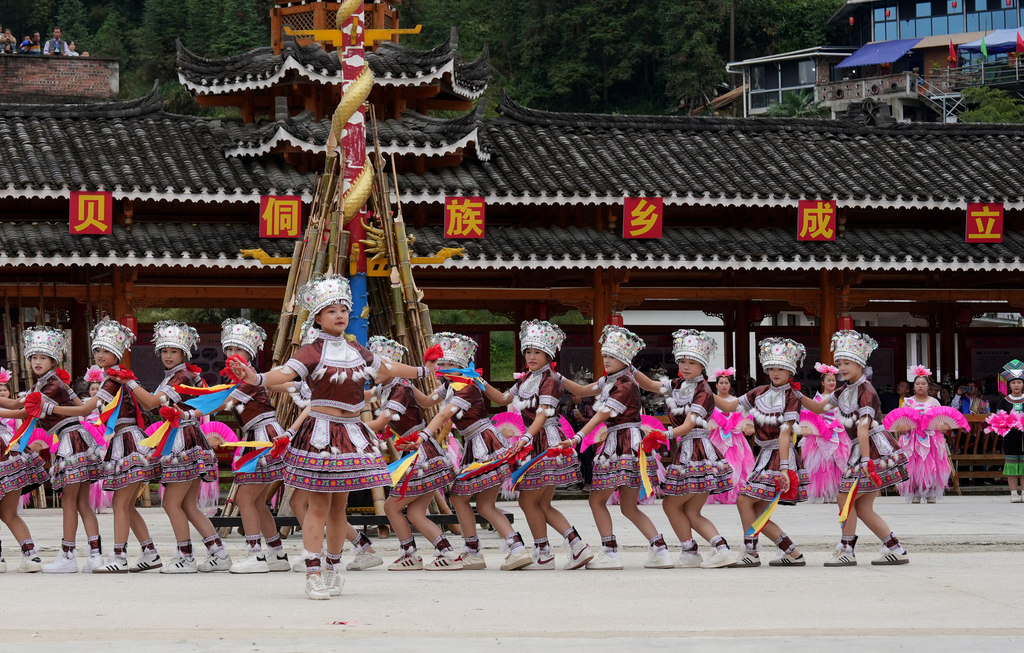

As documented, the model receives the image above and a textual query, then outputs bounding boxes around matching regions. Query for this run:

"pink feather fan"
[798,409,834,438]
[923,406,968,432]
[201,420,239,447]
[985,410,1022,437]
[493,412,526,444]
[884,406,924,434]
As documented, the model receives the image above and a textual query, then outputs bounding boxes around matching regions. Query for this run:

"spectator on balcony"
[67,40,80,56]
[43,26,70,56]
[19,32,41,54]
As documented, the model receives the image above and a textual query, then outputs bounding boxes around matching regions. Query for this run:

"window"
[917,1,932,16]
[798,60,817,85]
[752,65,765,90]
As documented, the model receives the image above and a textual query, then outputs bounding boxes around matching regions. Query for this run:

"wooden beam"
[848,288,1024,303]
[616,287,818,303]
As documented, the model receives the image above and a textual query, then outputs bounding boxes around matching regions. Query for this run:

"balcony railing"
[817,62,1024,105]
[815,72,918,103]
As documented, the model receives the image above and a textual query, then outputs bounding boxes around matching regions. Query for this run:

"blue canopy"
[960,29,1023,54]
[835,38,922,69]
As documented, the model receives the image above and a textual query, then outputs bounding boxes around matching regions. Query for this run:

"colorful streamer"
[638,448,654,501]
[745,492,782,537]
[179,383,240,416]
[138,420,178,459]
[4,416,37,454]
[233,447,270,473]
[839,476,860,528]
[94,387,123,439]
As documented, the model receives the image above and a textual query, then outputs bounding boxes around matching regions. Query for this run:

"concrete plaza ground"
[4,495,1023,652]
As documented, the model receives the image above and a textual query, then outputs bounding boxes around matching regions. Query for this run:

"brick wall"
[0,56,119,103]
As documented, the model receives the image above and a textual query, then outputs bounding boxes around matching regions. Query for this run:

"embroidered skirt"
[0,430,49,500]
[738,440,810,503]
[591,423,644,491]
[516,421,581,491]
[51,422,104,490]
[838,426,908,493]
[451,428,511,496]
[662,429,734,496]
[102,423,161,490]
[159,422,219,485]
[234,417,287,485]
[284,411,389,493]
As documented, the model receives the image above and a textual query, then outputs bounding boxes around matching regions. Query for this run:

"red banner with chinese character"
[797,200,837,241]
[444,197,485,239]
[965,203,1003,243]
[70,191,113,235]
[623,197,663,239]
[259,195,302,238]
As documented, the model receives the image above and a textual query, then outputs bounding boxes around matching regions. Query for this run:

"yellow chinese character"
[447,199,484,237]
[799,201,835,239]
[627,199,660,237]
[967,205,1001,240]
[73,195,109,232]
[262,197,300,237]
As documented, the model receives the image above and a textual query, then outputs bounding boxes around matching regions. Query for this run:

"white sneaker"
[643,547,674,569]
[563,540,594,570]
[500,549,533,571]
[388,554,424,571]
[17,555,43,573]
[456,550,487,570]
[529,547,555,570]
[130,551,162,573]
[346,550,383,571]
[92,557,129,574]
[42,552,79,574]
[423,553,463,571]
[675,551,704,568]
[911,497,921,504]
[871,547,910,565]
[266,553,291,572]
[305,573,331,600]
[321,569,344,596]
[159,556,198,574]
[198,553,232,572]
[768,552,806,566]
[733,552,761,567]
[229,552,270,574]
[292,556,307,573]
[700,549,738,569]
[82,553,106,572]
[824,546,857,567]
[585,550,624,570]
[0,557,6,573]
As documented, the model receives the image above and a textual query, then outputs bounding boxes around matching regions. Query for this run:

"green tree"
[56,0,91,47]
[764,89,827,117]
[960,86,1024,123]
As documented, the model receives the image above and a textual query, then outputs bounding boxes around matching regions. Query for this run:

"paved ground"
[4,495,1023,652]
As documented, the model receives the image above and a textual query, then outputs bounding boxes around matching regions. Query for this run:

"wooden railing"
[948,414,1003,494]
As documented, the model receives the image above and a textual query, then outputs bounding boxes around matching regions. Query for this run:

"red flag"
[949,38,957,66]
[1017,30,1024,54]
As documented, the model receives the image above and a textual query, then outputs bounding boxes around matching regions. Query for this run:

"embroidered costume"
[661,372,733,495]
[509,364,580,490]
[896,395,950,502]
[826,332,908,494]
[98,365,159,490]
[283,333,389,493]
[0,417,49,500]
[589,325,647,491]
[368,336,454,497]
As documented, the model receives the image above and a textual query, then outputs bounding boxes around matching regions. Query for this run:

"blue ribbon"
[439,365,486,389]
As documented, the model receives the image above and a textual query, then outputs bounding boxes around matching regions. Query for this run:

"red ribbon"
[56,368,71,384]
[220,355,249,383]
[159,406,180,428]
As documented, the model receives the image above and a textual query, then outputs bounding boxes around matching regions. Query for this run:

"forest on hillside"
[0,0,845,115]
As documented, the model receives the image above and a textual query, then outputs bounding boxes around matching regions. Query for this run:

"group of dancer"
[1,273,1020,599]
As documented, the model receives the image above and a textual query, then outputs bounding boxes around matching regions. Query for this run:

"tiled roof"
[0,222,295,269]
[0,84,313,203]
[406,225,1024,273]
[176,28,490,99]
[221,104,484,158]
[393,94,1024,211]
[6,221,1017,273]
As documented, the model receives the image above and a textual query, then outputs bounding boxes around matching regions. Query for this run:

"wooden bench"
[949,414,1004,489]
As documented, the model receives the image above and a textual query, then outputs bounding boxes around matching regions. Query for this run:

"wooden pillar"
[735,300,750,393]
[927,315,938,371]
[819,270,837,364]
[940,305,955,380]
[723,309,735,372]
[70,303,89,375]
[957,324,969,381]
[112,267,133,368]
[592,268,610,377]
